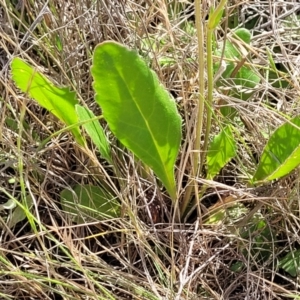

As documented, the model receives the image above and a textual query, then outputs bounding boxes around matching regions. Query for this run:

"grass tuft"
[1,0,300,298]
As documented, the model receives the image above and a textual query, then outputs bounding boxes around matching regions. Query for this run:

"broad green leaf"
[207,125,236,179]
[234,65,261,90]
[11,58,85,146]
[60,185,120,224]
[253,116,300,183]
[214,28,251,80]
[233,28,251,44]
[75,105,112,164]
[278,249,300,277]
[91,41,182,200]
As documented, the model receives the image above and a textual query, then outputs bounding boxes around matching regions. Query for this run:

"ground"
[1,1,300,299]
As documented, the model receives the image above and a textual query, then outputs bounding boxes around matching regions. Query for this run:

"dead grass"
[1,0,300,299]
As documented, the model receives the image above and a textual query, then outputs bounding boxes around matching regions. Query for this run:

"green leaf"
[91,41,182,200]
[11,58,85,146]
[214,28,250,79]
[278,249,300,277]
[207,125,237,179]
[214,28,260,106]
[208,7,224,30]
[253,116,300,183]
[5,117,39,141]
[60,185,120,224]
[233,28,251,44]
[204,202,247,225]
[75,105,112,164]
[0,195,34,229]
[240,214,274,263]
[0,199,16,211]
[266,48,290,89]
[234,64,261,90]
[204,209,226,225]
[7,195,33,228]
[230,261,244,273]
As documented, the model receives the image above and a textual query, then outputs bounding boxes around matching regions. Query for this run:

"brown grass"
[1,0,300,299]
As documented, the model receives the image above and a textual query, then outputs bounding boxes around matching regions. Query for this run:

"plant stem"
[180,0,228,218]
[180,0,205,216]
[202,0,228,170]
[200,27,213,169]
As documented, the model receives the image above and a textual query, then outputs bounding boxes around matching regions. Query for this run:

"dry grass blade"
[1,0,300,299]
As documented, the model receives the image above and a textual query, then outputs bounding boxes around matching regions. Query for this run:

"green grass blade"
[11,58,85,146]
[91,41,182,201]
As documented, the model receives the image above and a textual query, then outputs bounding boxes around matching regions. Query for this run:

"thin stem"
[180,0,228,217]
[193,0,206,172]
[201,0,228,166]
[201,28,213,167]
[180,0,205,216]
